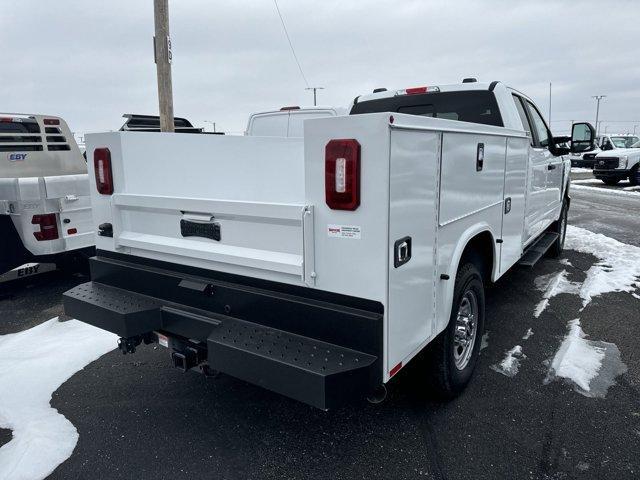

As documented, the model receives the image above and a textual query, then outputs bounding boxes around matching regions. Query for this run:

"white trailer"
[64,81,596,409]
[0,114,94,277]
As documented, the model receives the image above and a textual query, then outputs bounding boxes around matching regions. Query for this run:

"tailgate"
[44,175,94,250]
[87,132,315,286]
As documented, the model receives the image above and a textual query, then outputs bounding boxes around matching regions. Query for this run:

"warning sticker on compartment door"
[327,224,361,239]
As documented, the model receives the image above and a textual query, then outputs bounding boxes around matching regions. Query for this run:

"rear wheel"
[428,261,485,399]
[602,178,620,186]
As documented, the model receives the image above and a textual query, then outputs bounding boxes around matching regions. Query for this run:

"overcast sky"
[2,0,639,136]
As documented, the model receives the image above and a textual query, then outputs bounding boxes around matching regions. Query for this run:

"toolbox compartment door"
[387,128,439,372]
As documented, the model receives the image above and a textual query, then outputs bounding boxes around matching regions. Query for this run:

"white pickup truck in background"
[64,80,596,409]
[246,106,345,137]
[0,114,94,278]
[592,136,640,185]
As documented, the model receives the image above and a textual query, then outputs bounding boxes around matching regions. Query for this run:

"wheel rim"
[453,290,478,370]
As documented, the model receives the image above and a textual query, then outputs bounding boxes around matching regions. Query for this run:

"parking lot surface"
[1,185,639,480]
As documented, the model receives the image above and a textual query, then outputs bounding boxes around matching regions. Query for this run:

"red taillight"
[67,228,78,235]
[43,118,60,125]
[94,148,114,195]
[0,117,14,123]
[32,214,59,241]
[325,139,360,211]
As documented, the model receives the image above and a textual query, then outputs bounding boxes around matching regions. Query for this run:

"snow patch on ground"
[566,225,640,307]
[533,270,581,317]
[545,319,626,397]
[522,328,534,340]
[559,258,573,267]
[623,185,640,192]
[571,184,640,197]
[0,318,117,480]
[491,345,525,377]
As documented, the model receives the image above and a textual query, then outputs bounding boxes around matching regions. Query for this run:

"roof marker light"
[396,86,441,96]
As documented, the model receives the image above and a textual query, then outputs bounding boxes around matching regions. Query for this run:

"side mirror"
[571,122,596,153]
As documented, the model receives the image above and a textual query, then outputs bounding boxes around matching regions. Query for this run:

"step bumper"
[64,280,378,410]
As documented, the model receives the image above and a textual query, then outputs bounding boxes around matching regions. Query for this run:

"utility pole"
[305,87,324,106]
[634,125,637,135]
[592,95,606,136]
[154,0,174,132]
[204,121,217,133]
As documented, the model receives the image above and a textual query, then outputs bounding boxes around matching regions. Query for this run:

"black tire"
[549,199,568,258]
[428,261,485,399]
[602,178,620,186]
[629,166,639,187]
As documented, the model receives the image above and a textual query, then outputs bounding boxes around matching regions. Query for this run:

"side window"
[512,94,533,144]
[525,100,550,148]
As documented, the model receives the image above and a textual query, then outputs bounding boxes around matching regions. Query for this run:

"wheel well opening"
[460,231,494,284]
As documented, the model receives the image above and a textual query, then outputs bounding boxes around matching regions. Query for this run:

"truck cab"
[0,113,94,277]
[64,81,595,409]
[349,81,571,246]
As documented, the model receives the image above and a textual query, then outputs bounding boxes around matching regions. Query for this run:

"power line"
[273,0,309,88]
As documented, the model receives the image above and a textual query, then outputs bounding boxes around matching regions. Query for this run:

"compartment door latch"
[394,236,412,268]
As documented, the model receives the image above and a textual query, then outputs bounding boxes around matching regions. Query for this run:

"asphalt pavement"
[1,180,639,480]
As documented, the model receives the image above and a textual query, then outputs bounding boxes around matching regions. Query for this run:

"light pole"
[634,125,637,135]
[305,87,324,106]
[548,82,552,124]
[154,0,174,132]
[592,95,606,136]
[204,121,216,133]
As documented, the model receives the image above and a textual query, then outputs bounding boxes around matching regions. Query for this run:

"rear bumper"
[64,251,383,410]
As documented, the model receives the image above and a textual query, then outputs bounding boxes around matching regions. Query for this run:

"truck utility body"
[0,114,94,275]
[65,82,590,409]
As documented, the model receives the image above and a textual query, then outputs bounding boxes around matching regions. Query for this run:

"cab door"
[512,94,548,244]
[524,100,562,211]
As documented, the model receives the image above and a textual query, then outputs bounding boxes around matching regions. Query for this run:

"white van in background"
[0,113,94,279]
[246,106,346,137]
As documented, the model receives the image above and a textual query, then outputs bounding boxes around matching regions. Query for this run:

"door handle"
[547,164,556,170]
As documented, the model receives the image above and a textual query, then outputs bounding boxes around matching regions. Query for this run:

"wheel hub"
[453,291,478,370]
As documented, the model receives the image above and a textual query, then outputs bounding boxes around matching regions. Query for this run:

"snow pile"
[522,328,534,340]
[565,225,640,307]
[533,270,580,317]
[491,345,525,377]
[545,319,626,397]
[0,318,117,480]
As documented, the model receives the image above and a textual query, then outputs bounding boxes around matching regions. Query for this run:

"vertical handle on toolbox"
[476,143,484,171]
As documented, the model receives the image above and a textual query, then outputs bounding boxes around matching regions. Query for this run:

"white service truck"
[593,137,640,185]
[0,114,94,278]
[64,81,596,409]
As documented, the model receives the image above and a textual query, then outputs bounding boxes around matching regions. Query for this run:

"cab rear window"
[350,90,503,127]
